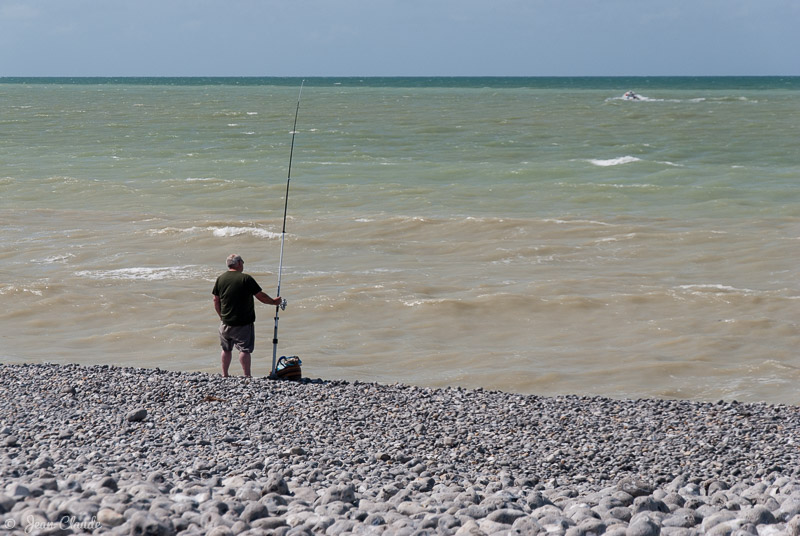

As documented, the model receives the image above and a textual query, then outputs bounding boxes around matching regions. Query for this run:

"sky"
[1,0,798,77]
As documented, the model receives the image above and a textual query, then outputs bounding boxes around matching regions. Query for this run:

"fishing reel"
[280,298,287,311]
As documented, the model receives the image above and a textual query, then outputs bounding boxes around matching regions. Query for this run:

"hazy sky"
[1,0,797,77]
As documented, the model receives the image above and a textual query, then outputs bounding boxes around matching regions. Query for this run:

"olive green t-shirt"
[212,271,262,326]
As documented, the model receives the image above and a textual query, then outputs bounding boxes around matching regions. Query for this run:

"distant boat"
[623,91,641,101]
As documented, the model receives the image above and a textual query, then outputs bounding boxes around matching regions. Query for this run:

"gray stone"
[511,516,544,534]
[363,513,386,526]
[702,511,738,532]
[788,514,800,536]
[324,519,355,534]
[57,498,100,521]
[264,474,290,496]
[129,512,177,536]
[782,499,800,522]
[662,509,701,528]
[250,516,289,530]
[576,517,607,535]
[740,504,776,525]
[97,507,126,527]
[207,526,234,536]
[318,484,356,506]
[632,496,670,515]
[626,514,660,536]
[486,508,526,525]
[603,506,633,523]
[478,518,513,534]
[660,528,699,536]
[5,482,30,498]
[618,479,656,498]
[454,519,484,536]
[235,486,261,502]
[0,493,15,514]
[458,504,490,519]
[241,502,269,523]
[99,476,119,491]
[127,408,148,422]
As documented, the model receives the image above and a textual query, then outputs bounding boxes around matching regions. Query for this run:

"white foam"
[596,233,637,243]
[542,218,614,226]
[588,156,641,167]
[210,226,281,239]
[149,226,281,239]
[35,254,74,264]
[402,298,448,307]
[604,183,658,189]
[76,265,202,281]
[0,285,43,296]
[677,284,757,295]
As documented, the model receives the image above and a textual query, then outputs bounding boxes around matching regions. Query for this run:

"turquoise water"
[1,77,798,404]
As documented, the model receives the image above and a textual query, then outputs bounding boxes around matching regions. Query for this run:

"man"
[212,254,282,377]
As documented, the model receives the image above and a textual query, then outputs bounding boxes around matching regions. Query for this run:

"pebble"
[126,408,148,422]
[1,362,799,535]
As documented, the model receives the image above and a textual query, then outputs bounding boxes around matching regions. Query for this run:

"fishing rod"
[270,81,304,379]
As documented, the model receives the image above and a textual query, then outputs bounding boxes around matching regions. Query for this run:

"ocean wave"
[607,95,755,104]
[33,254,75,264]
[149,226,281,239]
[402,298,451,307]
[602,183,660,190]
[586,156,682,168]
[541,218,614,226]
[671,284,767,303]
[76,265,203,281]
[676,284,758,295]
[588,156,641,167]
[0,285,44,296]
[209,226,281,239]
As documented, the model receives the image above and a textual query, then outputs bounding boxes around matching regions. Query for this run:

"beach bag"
[275,356,302,381]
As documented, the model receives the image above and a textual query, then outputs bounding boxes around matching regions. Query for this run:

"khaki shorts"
[219,323,255,354]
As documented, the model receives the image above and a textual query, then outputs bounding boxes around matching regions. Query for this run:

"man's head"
[226,254,244,270]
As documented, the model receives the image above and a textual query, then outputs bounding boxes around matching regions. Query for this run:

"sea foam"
[149,226,281,239]
[588,156,642,167]
[76,266,202,281]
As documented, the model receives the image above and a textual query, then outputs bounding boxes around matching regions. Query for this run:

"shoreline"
[2,362,799,535]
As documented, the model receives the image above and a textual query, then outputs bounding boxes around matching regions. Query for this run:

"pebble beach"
[1,363,799,535]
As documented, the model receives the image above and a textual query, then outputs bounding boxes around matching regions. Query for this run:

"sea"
[1,76,798,405]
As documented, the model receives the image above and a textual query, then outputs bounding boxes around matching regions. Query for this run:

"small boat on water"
[623,91,641,101]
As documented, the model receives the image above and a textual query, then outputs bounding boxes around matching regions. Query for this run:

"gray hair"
[226,254,243,267]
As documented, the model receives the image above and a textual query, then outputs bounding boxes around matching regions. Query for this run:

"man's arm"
[255,291,282,306]
[213,295,222,319]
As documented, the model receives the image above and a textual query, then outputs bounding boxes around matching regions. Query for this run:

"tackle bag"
[275,356,302,381]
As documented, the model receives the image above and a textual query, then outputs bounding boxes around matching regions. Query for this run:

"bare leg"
[239,351,252,377]
[221,350,233,377]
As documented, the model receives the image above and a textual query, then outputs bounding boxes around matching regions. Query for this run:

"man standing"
[212,254,282,377]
